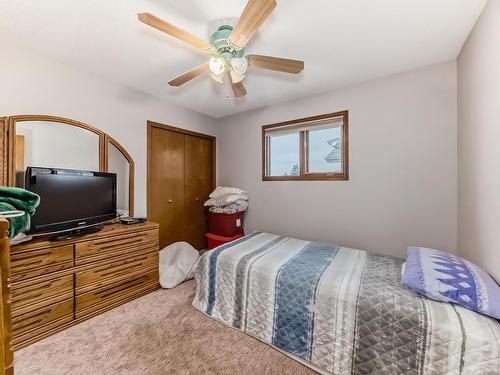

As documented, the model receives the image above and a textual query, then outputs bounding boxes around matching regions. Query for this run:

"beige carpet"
[14,280,316,375]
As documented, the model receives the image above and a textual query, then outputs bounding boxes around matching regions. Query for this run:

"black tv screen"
[25,167,117,235]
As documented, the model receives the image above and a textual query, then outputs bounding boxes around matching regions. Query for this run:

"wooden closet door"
[148,127,185,249]
[184,135,213,250]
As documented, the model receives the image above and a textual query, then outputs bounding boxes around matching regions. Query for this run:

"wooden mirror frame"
[104,135,135,216]
[4,115,134,216]
[0,117,8,186]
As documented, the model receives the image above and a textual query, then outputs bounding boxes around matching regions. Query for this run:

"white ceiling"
[0,0,487,118]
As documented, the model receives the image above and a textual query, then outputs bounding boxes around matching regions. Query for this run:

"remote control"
[120,217,147,225]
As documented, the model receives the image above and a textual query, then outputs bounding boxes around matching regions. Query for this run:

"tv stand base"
[49,225,103,241]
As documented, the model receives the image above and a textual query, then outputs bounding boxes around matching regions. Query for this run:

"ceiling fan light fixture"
[230,57,248,76]
[209,56,226,76]
[229,70,245,84]
[210,72,225,83]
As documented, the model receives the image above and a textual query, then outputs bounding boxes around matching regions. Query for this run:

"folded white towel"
[209,200,248,214]
[209,186,247,199]
[204,193,248,207]
[235,200,248,212]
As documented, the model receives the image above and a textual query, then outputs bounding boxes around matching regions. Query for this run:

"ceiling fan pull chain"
[225,84,230,103]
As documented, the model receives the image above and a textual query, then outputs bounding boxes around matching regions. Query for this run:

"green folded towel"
[0,187,40,214]
[0,202,31,239]
[0,187,40,239]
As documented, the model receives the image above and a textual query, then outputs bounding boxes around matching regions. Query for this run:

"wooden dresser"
[0,219,13,375]
[9,221,159,350]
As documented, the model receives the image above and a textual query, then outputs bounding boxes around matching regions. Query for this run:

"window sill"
[262,174,349,181]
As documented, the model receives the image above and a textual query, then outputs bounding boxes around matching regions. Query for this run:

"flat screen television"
[25,167,117,235]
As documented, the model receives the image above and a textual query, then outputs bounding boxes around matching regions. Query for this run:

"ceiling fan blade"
[229,73,247,97]
[168,63,209,86]
[232,82,247,97]
[138,13,211,50]
[229,0,277,48]
[247,54,304,74]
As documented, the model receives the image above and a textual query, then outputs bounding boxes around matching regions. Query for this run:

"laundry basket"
[208,212,244,237]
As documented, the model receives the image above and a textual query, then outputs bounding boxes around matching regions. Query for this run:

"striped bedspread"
[192,232,500,374]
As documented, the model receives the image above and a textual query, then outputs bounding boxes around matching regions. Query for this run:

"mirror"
[16,121,100,172]
[8,115,135,217]
[107,140,132,216]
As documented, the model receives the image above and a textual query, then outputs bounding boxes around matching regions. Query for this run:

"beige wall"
[458,0,500,281]
[0,42,218,217]
[218,61,458,258]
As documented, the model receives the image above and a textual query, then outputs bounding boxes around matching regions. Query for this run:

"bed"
[192,232,500,374]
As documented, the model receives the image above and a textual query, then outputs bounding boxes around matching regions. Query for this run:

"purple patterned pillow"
[402,246,500,319]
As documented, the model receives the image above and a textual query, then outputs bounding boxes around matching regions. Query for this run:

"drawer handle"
[91,232,152,246]
[99,237,144,251]
[99,279,144,298]
[168,199,174,204]
[16,291,44,302]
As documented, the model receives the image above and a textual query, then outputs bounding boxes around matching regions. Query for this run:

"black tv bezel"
[25,167,117,236]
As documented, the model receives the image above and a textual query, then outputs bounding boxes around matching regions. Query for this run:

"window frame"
[262,110,349,181]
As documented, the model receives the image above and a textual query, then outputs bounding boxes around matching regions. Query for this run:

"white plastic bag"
[159,242,199,288]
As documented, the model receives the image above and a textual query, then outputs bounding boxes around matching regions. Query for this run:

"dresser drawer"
[76,252,158,294]
[75,230,158,265]
[12,298,74,345]
[11,244,74,281]
[76,270,158,318]
[11,274,74,317]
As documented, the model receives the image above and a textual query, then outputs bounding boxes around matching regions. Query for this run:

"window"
[263,111,348,181]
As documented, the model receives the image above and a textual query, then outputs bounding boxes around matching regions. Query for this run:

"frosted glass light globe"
[209,57,225,76]
[231,57,248,76]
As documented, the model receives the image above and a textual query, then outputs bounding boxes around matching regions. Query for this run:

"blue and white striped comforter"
[192,232,500,374]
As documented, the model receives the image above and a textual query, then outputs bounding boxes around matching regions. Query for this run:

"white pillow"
[159,242,199,288]
[209,186,247,199]
[204,193,248,207]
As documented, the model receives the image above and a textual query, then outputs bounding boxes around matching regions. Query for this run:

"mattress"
[192,232,500,374]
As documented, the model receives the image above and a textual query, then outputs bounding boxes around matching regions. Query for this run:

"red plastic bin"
[206,232,244,250]
[208,212,244,237]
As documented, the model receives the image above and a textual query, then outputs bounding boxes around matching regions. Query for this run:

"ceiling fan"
[137,0,304,98]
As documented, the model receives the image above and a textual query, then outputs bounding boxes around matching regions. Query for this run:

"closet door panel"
[184,135,213,250]
[148,127,185,249]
